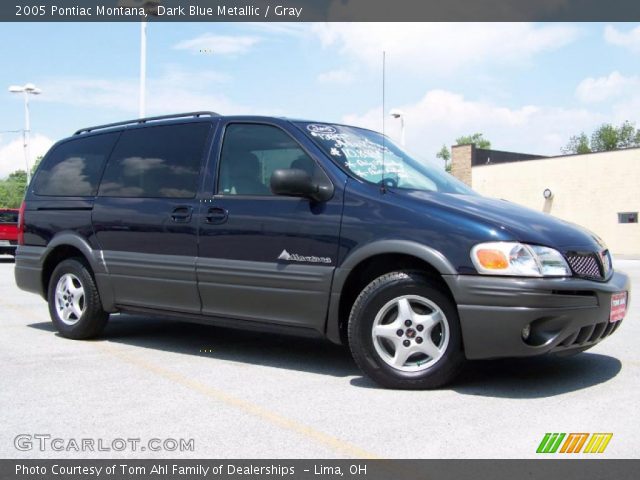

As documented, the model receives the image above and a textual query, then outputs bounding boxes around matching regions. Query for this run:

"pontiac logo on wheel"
[278,250,332,264]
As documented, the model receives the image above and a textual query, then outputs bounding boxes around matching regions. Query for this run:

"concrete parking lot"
[1,257,638,459]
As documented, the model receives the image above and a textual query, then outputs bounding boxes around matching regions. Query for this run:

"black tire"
[348,271,464,389]
[47,258,109,339]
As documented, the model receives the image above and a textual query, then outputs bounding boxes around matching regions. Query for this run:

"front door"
[93,121,213,313]
[197,122,343,331]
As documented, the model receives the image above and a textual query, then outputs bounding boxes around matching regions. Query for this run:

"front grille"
[566,252,603,280]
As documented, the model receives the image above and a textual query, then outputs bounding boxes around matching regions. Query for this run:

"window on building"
[618,212,638,224]
[99,123,210,198]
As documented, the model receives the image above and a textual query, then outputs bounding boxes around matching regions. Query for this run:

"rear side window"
[33,133,118,197]
[99,123,210,198]
[0,212,18,223]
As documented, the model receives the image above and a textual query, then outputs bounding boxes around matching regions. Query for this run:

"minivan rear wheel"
[47,258,109,339]
[348,271,464,389]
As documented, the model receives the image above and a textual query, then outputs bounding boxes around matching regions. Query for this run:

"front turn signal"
[475,249,509,270]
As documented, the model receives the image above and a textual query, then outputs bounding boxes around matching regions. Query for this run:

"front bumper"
[444,271,630,360]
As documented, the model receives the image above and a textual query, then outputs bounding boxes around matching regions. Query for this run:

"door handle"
[205,207,228,224]
[171,206,193,223]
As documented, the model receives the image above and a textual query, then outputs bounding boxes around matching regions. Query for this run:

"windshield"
[297,122,476,195]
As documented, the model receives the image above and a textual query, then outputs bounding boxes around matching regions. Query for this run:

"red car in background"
[0,209,19,257]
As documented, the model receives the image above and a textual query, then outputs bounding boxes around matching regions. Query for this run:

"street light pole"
[23,90,31,184]
[119,0,160,118]
[9,83,42,184]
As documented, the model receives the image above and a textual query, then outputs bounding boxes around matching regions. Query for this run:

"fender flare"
[325,240,456,344]
[44,232,106,275]
[41,232,116,311]
[332,240,456,294]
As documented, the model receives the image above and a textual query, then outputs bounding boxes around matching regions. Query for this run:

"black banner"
[3,0,640,22]
[2,459,639,480]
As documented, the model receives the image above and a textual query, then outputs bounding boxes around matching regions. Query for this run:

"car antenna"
[381,50,387,194]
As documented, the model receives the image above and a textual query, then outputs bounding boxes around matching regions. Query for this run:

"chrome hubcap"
[54,274,86,325]
[371,295,450,372]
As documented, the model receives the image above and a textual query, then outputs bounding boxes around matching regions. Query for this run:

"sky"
[1,21,640,177]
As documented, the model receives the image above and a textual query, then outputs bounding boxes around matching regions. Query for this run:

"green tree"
[562,132,591,155]
[615,120,637,148]
[591,123,620,152]
[436,144,451,172]
[455,133,491,149]
[0,170,27,208]
[564,121,640,154]
[30,156,42,176]
[7,170,27,184]
[0,156,43,208]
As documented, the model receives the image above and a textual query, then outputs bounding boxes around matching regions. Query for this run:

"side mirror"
[270,168,333,202]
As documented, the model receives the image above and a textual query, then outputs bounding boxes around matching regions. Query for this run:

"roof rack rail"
[73,111,220,135]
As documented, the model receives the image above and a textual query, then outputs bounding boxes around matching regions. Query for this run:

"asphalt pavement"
[1,257,638,459]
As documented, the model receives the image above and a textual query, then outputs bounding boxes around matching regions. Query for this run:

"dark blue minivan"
[15,112,631,388]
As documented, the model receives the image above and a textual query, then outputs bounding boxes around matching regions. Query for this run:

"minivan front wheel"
[48,258,109,339]
[348,271,464,389]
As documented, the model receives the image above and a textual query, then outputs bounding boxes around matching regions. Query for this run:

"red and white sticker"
[610,292,627,323]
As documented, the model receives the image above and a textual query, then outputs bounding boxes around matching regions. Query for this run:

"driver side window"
[218,124,317,196]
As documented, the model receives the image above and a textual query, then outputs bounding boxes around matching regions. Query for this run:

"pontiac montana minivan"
[15,112,630,389]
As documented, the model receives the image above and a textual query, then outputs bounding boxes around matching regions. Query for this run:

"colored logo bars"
[536,433,613,454]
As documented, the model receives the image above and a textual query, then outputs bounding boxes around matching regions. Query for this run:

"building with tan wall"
[451,145,640,256]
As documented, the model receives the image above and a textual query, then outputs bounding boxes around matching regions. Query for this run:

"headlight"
[471,242,572,277]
